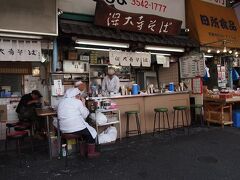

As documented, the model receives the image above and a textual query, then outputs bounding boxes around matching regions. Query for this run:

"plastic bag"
[90,112,108,125]
[98,126,117,144]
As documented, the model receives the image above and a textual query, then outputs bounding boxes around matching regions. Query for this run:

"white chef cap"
[74,80,83,87]
[65,88,81,98]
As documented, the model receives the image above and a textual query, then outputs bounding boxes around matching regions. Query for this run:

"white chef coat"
[102,75,120,96]
[57,97,97,138]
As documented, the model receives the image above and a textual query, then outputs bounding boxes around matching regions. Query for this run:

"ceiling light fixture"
[75,39,129,48]
[229,50,233,54]
[207,49,211,53]
[0,33,42,39]
[223,46,227,53]
[145,45,185,52]
[204,54,213,58]
[217,50,220,54]
[75,46,110,52]
[235,51,239,55]
[150,52,171,56]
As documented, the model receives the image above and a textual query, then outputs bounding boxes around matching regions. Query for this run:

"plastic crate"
[233,111,240,128]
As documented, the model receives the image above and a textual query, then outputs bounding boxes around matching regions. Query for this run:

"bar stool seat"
[125,111,141,137]
[173,105,189,134]
[154,108,168,112]
[153,107,170,136]
[173,106,187,110]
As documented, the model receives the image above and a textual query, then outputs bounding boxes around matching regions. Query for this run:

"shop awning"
[60,20,198,48]
[186,0,240,48]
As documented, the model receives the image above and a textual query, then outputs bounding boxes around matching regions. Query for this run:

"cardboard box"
[0,105,7,122]
[68,51,78,60]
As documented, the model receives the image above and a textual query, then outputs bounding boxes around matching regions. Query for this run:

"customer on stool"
[74,80,88,98]
[57,88,100,158]
[16,90,42,124]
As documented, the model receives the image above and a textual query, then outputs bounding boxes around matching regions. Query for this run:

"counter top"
[88,91,189,100]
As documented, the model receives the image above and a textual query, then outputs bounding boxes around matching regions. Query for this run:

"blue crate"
[233,111,240,128]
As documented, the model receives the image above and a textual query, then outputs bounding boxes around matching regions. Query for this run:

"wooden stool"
[173,106,189,134]
[125,111,141,137]
[153,108,170,136]
[190,104,204,126]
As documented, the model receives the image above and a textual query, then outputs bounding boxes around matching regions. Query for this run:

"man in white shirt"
[74,80,87,97]
[101,67,120,96]
[57,88,99,158]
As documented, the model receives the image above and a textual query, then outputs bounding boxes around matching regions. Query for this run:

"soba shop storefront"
[0,0,57,140]
[186,0,240,127]
[55,0,199,140]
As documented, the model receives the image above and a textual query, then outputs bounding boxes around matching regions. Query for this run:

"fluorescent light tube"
[145,45,185,52]
[76,39,129,48]
[204,55,213,58]
[75,47,110,51]
[0,33,42,39]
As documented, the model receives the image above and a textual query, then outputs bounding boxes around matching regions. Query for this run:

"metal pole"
[52,38,58,72]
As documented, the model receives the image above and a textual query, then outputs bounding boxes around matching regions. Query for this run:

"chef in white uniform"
[74,80,87,97]
[57,88,99,158]
[101,67,120,96]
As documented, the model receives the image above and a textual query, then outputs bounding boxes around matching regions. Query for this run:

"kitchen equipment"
[168,82,175,92]
[132,84,140,95]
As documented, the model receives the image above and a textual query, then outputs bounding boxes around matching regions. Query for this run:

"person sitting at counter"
[102,67,120,96]
[74,80,88,98]
[16,90,42,123]
[57,88,100,158]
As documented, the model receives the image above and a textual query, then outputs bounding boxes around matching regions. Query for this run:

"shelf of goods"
[94,108,121,144]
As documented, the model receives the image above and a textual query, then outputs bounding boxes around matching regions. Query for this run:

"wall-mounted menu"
[179,54,205,78]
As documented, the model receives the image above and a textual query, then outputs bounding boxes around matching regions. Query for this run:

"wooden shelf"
[51,72,89,75]
[90,64,109,66]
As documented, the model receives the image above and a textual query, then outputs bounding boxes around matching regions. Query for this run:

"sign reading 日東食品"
[95,0,183,36]
[186,0,240,48]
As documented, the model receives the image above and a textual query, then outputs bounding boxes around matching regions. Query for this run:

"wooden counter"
[203,96,236,127]
[92,92,190,138]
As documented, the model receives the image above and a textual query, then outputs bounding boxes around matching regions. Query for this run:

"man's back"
[57,98,89,133]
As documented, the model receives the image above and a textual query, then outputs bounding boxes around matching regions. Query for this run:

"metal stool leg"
[177,110,179,128]
[181,110,185,127]
[136,113,141,135]
[185,109,190,135]
[126,114,129,137]
[153,112,157,136]
[173,110,176,129]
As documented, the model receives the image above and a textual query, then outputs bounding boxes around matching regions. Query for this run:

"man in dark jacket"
[16,90,42,122]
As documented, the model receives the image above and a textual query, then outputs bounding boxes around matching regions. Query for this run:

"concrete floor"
[1,126,240,180]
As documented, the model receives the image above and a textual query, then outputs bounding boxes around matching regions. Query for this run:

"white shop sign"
[109,50,151,67]
[59,0,185,28]
[201,0,226,7]
[0,39,42,62]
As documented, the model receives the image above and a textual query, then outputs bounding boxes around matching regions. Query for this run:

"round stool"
[61,133,84,168]
[173,106,189,134]
[153,108,170,136]
[190,104,204,126]
[5,130,28,155]
[125,111,141,137]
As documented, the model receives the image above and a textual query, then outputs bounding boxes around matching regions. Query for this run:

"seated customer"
[57,88,100,158]
[16,90,42,123]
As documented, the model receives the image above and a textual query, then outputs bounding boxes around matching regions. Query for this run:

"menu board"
[179,54,205,78]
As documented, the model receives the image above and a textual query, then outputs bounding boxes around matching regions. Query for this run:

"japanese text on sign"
[95,1,182,36]
[200,15,238,31]
[0,39,42,62]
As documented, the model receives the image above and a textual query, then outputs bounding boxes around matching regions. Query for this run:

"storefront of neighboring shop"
[186,0,240,127]
[55,0,199,139]
[0,0,57,139]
